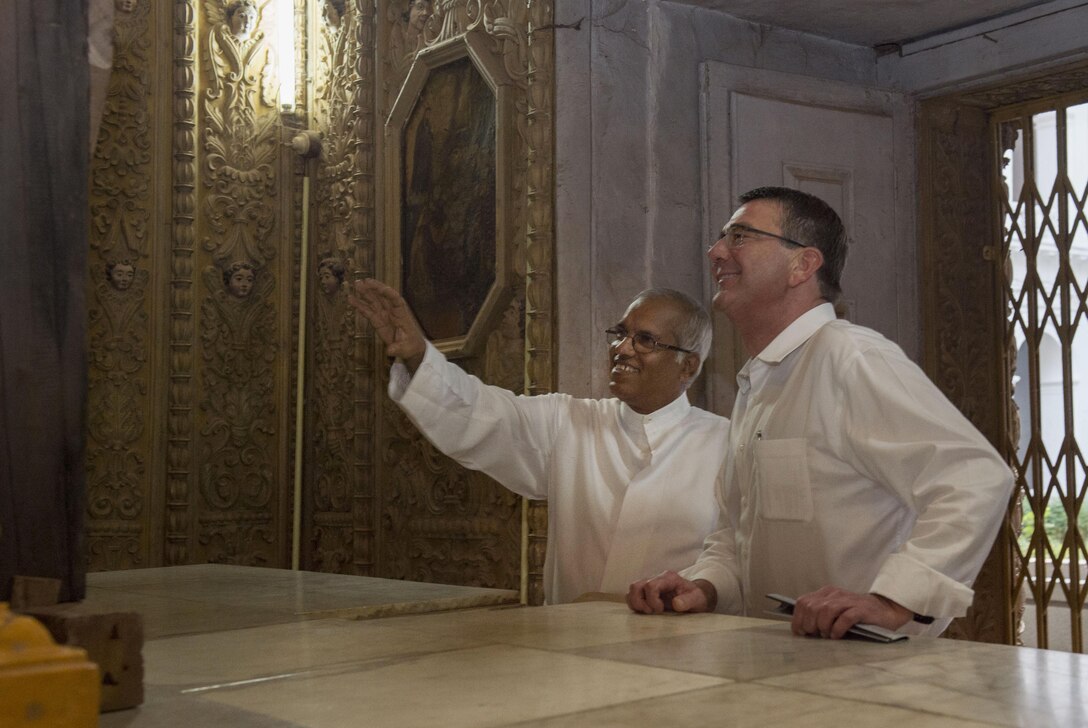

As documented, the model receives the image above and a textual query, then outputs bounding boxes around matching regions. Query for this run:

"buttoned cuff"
[869,551,975,620]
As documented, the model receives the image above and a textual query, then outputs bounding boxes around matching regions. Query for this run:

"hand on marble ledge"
[791,586,912,639]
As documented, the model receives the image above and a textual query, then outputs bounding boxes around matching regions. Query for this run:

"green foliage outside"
[1018,495,1088,554]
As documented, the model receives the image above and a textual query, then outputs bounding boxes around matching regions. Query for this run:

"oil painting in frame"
[385,30,513,358]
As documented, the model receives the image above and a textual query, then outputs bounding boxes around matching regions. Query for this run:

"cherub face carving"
[229,1,258,39]
[108,262,136,291]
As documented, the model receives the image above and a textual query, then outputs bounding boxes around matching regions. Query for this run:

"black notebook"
[765,593,908,643]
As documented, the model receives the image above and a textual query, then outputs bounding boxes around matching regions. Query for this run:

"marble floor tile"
[569,621,965,681]
[378,600,770,651]
[82,587,299,640]
[516,682,996,727]
[101,685,303,728]
[197,644,729,728]
[85,565,517,637]
[757,641,1088,727]
[141,617,487,687]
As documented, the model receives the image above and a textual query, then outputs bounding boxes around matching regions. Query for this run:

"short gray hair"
[628,288,712,380]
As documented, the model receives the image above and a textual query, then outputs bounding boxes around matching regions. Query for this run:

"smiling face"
[707,199,799,323]
[607,297,697,415]
[109,263,135,290]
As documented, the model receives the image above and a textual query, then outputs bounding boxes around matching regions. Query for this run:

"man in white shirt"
[350,279,729,604]
[627,187,1014,637]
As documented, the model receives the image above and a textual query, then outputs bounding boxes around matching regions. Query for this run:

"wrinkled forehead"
[620,297,681,335]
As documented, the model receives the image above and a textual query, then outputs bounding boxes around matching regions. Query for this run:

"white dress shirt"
[682,304,1014,635]
[391,342,729,604]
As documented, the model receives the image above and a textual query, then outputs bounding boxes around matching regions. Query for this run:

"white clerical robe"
[683,304,1014,635]
[391,343,729,604]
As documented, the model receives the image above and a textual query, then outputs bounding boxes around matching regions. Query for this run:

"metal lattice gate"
[997,92,1088,652]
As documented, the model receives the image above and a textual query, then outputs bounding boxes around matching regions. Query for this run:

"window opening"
[998,94,1088,652]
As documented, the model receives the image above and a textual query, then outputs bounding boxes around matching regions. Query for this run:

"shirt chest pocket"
[753,438,813,522]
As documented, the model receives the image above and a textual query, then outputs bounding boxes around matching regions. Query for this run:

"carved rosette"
[86,0,155,570]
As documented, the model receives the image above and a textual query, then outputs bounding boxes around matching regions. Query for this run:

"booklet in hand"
[764,593,908,643]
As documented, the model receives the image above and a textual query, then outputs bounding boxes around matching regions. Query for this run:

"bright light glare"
[275,0,296,111]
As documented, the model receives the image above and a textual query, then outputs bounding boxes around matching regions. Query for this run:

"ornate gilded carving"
[919,100,1011,643]
[957,61,1088,110]
[305,256,357,572]
[202,1,280,266]
[86,0,154,570]
[302,0,376,574]
[384,0,434,98]
[195,0,288,566]
[366,0,553,598]
[166,0,200,567]
[376,362,521,587]
[85,0,554,590]
[522,0,555,604]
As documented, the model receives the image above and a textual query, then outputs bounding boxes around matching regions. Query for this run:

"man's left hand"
[791,586,912,639]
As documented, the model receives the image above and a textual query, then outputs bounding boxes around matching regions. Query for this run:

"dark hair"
[222,260,256,288]
[318,257,346,283]
[738,186,848,302]
[105,259,135,282]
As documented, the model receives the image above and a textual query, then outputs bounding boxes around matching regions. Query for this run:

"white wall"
[554,0,1088,405]
[877,0,1088,96]
[555,0,879,400]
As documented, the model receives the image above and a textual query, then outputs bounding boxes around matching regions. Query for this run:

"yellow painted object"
[0,602,100,726]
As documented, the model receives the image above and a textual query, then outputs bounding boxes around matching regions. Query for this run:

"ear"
[680,352,700,383]
[788,247,824,289]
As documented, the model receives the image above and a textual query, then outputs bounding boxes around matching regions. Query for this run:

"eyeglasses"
[716,224,808,250]
[605,327,695,355]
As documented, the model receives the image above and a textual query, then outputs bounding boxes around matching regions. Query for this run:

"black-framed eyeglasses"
[605,327,695,355]
[716,224,808,250]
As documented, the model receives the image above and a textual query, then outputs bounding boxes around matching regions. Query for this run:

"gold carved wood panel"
[194,0,294,566]
[85,0,554,592]
[343,0,554,597]
[86,0,162,570]
[302,0,374,574]
[918,100,1015,643]
[86,0,297,571]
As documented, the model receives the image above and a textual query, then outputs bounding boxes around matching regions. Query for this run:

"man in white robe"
[627,187,1014,637]
[351,280,729,604]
